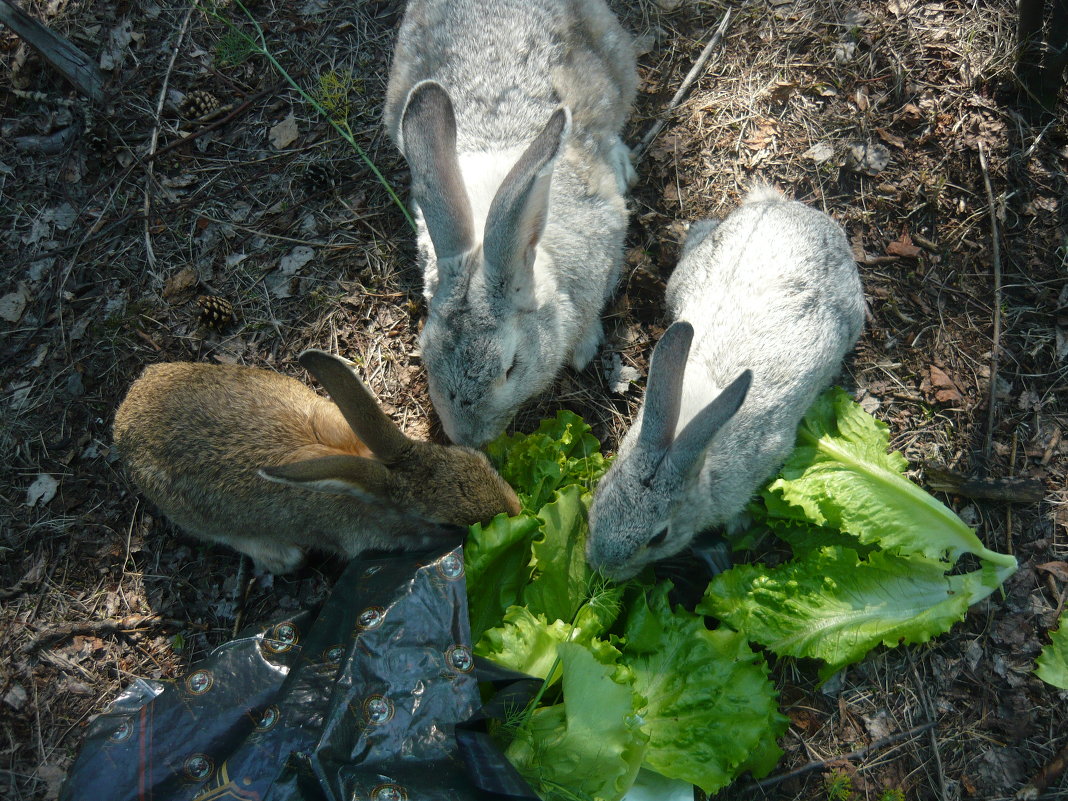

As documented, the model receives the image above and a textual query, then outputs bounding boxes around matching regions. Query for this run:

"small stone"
[4,684,27,710]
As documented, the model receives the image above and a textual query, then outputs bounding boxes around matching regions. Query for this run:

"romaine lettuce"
[701,547,1014,677]
[1035,610,1068,689]
[764,388,1015,569]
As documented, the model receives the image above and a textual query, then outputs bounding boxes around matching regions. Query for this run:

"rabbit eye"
[649,527,668,547]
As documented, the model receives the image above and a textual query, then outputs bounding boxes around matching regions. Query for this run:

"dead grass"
[1,0,1066,799]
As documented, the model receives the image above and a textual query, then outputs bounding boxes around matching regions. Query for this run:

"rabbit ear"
[637,321,695,452]
[299,350,412,463]
[482,107,570,298]
[665,369,752,478]
[400,81,475,262]
[259,455,393,501]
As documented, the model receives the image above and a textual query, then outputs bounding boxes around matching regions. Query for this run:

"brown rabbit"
[113,349,521,573]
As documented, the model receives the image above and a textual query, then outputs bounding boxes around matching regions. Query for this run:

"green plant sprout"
[214,29,256,66]
[824,769,854,801]
[198,0,415,230]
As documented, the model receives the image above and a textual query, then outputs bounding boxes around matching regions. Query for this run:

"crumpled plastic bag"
[59,544,538,801]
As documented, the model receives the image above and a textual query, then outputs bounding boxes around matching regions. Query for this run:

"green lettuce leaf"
[1035,610,1068,689]
[465,512,541,644]
[476,606,577,680]
[701,547,1016,677]
[486,410,609,511]
[522,485,623,634]
[505,642,647,801]
[524,485,594,624]
[764,388,1016,570]
[475,601,623,683]
[622,585,785,793]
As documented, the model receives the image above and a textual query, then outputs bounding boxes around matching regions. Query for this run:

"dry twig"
[143,2,197,271]
[22,614,207,654]
[977,141,1003,463]
[908,652,948,800]
[0,0,105,100]
[632,9,732,163]
[736,721,937,792]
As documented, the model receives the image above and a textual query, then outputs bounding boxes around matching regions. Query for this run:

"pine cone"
[196,295,236,332]
[179,90,222,121]
[84,123,110,152]
[305,160,337,190]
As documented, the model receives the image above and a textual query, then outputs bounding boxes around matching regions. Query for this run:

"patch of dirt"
[1,1,1066,799]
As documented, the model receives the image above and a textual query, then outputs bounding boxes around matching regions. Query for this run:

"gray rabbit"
[586,187,866,580]
[113,350,520,573]
[383,0,637,447]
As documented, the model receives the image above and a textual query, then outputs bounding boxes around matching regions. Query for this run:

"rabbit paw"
[243,542,306,575]
[570,318,605,371]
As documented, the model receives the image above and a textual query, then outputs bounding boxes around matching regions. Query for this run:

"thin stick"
[143,2,196,272]
[736,721,937,792]
[0,0,105,100]
[633,9,732,163]
[22,614,207,654]
[908,652,948,800]
[230,556,256,639]
[977,141,1002,462]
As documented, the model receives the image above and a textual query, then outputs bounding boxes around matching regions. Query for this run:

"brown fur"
[113,356,520,573]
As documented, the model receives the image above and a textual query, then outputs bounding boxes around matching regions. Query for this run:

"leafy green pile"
[702,388,1018,679]
[465,397,1017,800]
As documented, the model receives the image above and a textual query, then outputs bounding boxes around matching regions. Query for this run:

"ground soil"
[1,1,1066,799]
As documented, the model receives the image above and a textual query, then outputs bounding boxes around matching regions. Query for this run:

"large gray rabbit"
[383,0,637,447]
[113,350,520,574]
[586,187,866,580]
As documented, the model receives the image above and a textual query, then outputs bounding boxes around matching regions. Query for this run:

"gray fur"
[384,0,638,447]
[587,188,866,580]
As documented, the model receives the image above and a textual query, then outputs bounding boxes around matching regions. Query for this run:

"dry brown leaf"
[886,233,922,258]
[162,267,199,301]
[648,132,684,163]
[0,285,29,323]
[888,0,914,18]
[934,388,962,403]
[929,365,963,402]
[877,127,906,149]
[743,119,779,150]
[1036,561,1068,582]
[768,81,799,102]
[929,365,957,388]
[899,103,924,125]
[269,112,299,149]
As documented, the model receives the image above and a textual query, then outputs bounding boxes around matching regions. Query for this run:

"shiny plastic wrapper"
[59,544,539,801]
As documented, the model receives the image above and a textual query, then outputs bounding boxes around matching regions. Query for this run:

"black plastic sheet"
[59,544,538,801]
